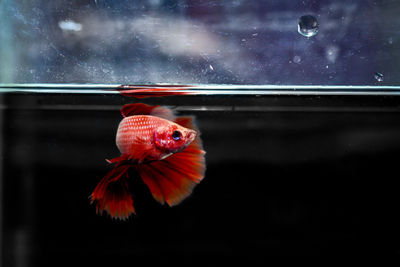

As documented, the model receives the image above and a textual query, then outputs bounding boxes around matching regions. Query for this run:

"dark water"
[2,91,400,265]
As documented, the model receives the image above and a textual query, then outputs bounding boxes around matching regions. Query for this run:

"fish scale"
[116,115,165,155]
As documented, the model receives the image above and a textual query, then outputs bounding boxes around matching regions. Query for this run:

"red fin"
[135,127,206,206]
[90,157,135,220]
[106,155,129,164]
[121,103,175,121]
[175,116,196,129]
[117,85,192,99]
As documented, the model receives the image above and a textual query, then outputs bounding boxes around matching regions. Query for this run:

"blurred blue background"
[0,0,398,85]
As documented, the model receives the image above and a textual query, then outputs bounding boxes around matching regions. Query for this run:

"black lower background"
[3,95,400,266]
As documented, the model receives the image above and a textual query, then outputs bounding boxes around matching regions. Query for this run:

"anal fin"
[136,134,206,206]
[90,161,135,220]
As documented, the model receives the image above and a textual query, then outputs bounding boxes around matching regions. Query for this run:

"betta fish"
[90,103,206,220]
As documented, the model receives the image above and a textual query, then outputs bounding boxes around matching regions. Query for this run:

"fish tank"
[1,0,400,266]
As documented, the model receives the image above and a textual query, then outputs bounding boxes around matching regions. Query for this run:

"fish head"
[154,123,197,154]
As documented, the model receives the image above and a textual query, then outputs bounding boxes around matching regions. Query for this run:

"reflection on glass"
[0,0,398,85]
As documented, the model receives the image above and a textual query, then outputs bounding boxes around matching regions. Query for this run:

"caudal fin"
[135,117,206,206]
[90,157,135,220]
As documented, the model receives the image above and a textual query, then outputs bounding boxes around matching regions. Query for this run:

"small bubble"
[293,55,301,64]
[298,15,319,38]
[325,45,339,63]
[374,72,384,82]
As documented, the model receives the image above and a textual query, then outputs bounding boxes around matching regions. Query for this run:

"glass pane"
[0,0,398,85]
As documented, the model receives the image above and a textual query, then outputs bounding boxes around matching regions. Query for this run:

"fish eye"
[172,130,182,141]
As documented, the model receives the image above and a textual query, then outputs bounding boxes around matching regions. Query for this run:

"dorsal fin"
[175,116,195,129]
[120,103,176,121]
[120,103,156,117]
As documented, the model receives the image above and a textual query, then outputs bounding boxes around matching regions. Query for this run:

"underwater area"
[2,0,400,266]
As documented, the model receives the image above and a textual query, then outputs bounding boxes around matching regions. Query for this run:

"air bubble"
[293,55,301,64]
[374,72,384,82]
[325,45,339,63]
[298,15,318,38]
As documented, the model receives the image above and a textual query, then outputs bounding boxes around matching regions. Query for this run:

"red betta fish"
[90,103,206,220]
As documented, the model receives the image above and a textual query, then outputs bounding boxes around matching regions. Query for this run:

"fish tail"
[135,117,206,206]
[90,156,135,220]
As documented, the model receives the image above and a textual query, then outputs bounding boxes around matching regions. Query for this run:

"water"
[2,85,400,265]
[298,15,319,38]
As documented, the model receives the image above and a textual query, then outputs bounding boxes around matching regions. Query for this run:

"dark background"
[2,93,400,266]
